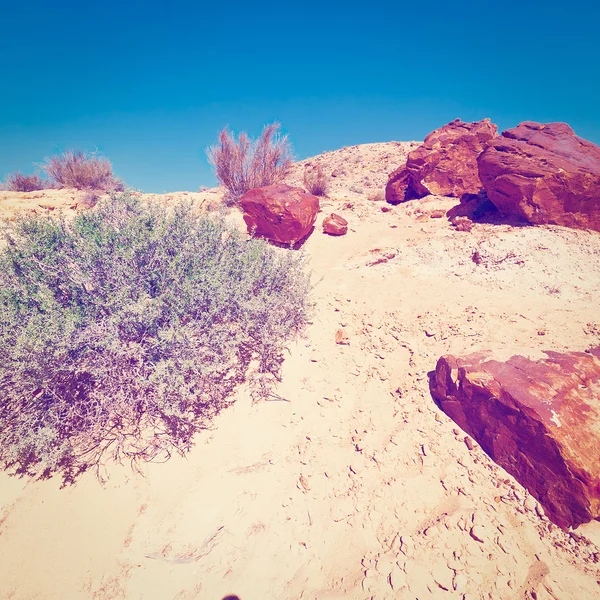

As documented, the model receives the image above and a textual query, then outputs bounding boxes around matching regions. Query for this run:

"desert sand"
[1,142,600,599]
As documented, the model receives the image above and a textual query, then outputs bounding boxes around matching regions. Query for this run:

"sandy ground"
[1,142,600,599]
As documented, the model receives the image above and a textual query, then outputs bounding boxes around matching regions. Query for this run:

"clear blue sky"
[1,0,598,192]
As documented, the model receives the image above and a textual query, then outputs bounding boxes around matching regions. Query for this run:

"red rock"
[429,348,600,529]
[451,216,474,232]
[477,122,600,231]
[446,190,497,221]
[386,119,498,204]
[323,213,348,236]
[240,184,319,246]
[335,329,350,345]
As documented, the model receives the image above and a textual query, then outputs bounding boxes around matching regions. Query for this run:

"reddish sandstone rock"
[450,216,474,232]
[240,184,319,246]
[429,348,600,529]
[386,119,498,204]
[478,122,600,232]
[323,213,348,236]
[446,190,497,222]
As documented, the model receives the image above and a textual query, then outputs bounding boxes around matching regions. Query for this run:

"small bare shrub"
[207,123,293,203]
[3,171,47,192]
[303,165,329,196]
[42,149,123,191]
[78,189,100,209]
[0,191,311,484]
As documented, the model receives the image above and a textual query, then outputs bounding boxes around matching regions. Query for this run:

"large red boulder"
[429,348,600,529]
[240,184,320,246]
[386,119,498,204]
[477,122,600,231]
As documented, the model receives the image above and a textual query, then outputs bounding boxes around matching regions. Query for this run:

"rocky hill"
[1,139,600,599]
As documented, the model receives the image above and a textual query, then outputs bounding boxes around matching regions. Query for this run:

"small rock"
[298,475,311,491]
[362,571,377,593]
[432,562,453,591]
[453,572,467,591]
[323,213,348,236]
[335,329,350,345]
[424,329,437,338]
[399,536,413,556]
[430,210,445,219]
[524,495,537,512]
[470,525,486,543]
[361,556,375,569]
[381,205,391,213]
[496,538,513,554]
[389,565,407,591]
[447,557,463,572]
[376,556,395,576]
[464,436,475,451]
[452,216,474,232]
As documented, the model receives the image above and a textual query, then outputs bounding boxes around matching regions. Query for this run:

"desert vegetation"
[1,150,123,194]
[207,122,293,203]
[303,165,329,196]
[0,191,311,483]
[1,171,48,192]
[42,149,123,191]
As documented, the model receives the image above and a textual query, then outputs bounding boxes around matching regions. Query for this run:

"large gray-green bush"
[0,192,311,483]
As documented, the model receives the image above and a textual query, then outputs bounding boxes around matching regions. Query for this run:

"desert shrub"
[207,122,293,203]
[77,189,101,209]
[303,165,329,196]
[3,171,47,192]
[42,149,123,191]
[0,191,311,483]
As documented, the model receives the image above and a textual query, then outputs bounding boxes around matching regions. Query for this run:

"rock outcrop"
[477,122,600,232]
[386,119,498,204]
[323,213,348,236]
[429,348,600,529]
[240,184,320,246]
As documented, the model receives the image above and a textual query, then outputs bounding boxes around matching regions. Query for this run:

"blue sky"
[1,0,598,192]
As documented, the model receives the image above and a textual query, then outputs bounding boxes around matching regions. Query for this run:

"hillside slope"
[1,142,600,599]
